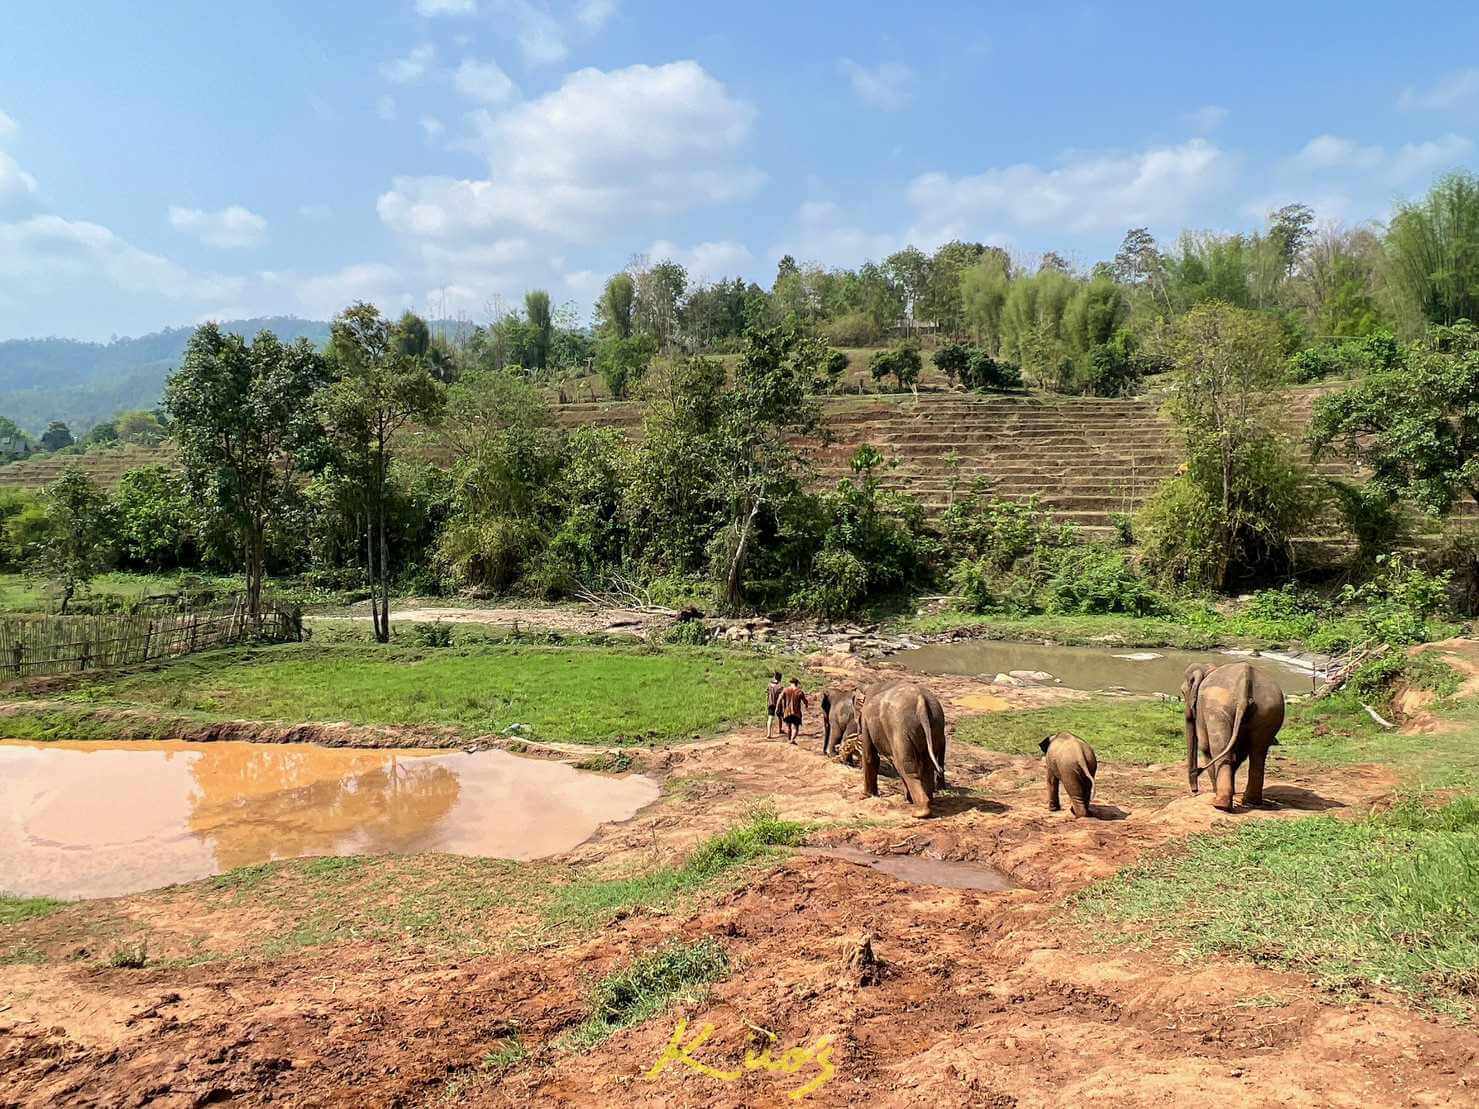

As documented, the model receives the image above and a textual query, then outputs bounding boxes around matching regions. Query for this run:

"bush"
[1137,439,1309,590]
[933,342,1020,392]
[663,618,712,646]
[1041,546,1163,616]
[1431,526,1479,617]
[939,488,1076,571]
[408,621,454,647]
[1338,555,1452,647]
[822,311,882,347]
[1286,330,1401,383]
[794,548,871,619]
[869,342,922,391]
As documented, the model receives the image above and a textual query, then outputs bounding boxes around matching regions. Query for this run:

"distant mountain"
[0,317,334,434]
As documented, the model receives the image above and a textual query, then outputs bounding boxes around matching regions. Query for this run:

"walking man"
[765,671,783,738]
[776,677,809,745]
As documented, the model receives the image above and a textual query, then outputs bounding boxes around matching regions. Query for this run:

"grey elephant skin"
[853,680,947,818]
[820,687,859,756]
[1182,662,1286,811]
[1040,731,1098,817]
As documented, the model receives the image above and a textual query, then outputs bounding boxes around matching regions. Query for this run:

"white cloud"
[0,215,243,302]
[1184,105,1228,134]
[454,59,518,104]
[1292,134,1383,172]
[838,59,914,112]
[1289,132,1473,184]
[491,0,569,65]
[381,44,435,84]
[377,94,398,121]
[1399,68,1479,111]
[420,115,446,139]
[769,200,903,268]
[168,205,268,249]
[0,109,17,140]
[905,138,1228,237]
[416,0,476,14]
[646,238,754,280]
[379,61,762,240]
[1389,134,1475,182]
[575,0,618,31]
[288,263,413,319]
[0,151,39,205]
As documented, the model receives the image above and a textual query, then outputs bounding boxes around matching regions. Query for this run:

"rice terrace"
[3,4,1479,1106]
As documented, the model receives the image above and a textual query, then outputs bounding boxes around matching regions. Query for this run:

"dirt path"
[2,687,1473,1107]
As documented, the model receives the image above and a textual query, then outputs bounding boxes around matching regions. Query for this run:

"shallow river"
[899,641,1321,696]
[0,740,659,900]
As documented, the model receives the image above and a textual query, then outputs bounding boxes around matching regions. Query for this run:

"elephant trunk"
[1184,681,1202,794]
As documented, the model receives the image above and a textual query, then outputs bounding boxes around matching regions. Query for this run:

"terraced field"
[5,387,1456,539]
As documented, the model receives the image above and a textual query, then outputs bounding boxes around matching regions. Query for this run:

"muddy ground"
[2,660,1475,1107]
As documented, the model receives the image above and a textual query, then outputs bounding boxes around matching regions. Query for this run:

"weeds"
[106,938,149,968]
[573,750,635,774]
[564,938,731,1051]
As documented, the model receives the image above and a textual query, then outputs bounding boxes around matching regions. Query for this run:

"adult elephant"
[853,680,947,818]
[1182,662,1286,812]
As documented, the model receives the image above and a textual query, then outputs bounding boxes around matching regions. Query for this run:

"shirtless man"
[776,677,809,745]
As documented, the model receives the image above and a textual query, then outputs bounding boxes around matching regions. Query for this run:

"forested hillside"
[0,318,333,432]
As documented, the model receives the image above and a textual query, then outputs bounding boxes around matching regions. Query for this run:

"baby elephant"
[1040,732,1098,818]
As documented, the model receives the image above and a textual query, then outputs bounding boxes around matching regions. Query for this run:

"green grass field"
[55,641,785,745]
[1080,796,1479,1015]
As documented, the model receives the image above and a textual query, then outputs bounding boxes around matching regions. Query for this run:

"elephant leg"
[822,719,832,755]
[1212,758,1236,812]
[861,733,879,799]
[1242,746,1268,807]
[1046,770,1062,812]
[903,772,932,818]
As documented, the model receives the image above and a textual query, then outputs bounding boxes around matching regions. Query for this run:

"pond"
[0,740,659,900]
[897,641,1322,696]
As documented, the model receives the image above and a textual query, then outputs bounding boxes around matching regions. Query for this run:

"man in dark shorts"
[765,671,783,738]
[776,677,809,744]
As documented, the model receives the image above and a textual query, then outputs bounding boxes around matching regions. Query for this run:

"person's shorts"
[783,714,802,727]
[767,706,777,718]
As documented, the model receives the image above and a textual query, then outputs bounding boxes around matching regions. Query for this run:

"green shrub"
[822,310,882,348]
[663,618,712,646]
[794,548,870,618]
[1339,555,1452,647]
[869,342,922,391]
[1041,546,1163,616]
[408,621,454,648]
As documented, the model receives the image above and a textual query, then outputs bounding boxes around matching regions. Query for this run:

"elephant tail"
[1203,664,1254,778]
[917,695,945,778]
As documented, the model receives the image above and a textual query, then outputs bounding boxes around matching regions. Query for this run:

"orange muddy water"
[0,740,659,900]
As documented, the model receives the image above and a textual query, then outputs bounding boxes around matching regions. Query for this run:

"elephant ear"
[1038,734,1054,755]
[1182,667,1207,719]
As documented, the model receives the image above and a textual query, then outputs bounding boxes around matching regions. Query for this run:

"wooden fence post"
[10,643,21,676]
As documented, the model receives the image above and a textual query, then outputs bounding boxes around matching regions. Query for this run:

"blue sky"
[2,0,1477,340]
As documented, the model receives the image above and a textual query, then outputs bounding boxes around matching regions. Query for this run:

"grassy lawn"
[50,641,785,745]
[1079,796,1479,1015]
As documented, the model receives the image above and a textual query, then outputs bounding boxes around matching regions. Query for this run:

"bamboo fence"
[0,594,302,679]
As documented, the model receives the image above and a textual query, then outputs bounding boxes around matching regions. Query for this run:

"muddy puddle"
[899,641,1321,696]
[798,846,1016,891]
[0,740,659,900]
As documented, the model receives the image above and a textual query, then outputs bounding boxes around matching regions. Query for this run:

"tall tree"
[320,303,446,643]
[1383,171,1479,330]
[1152,302,1291,588]
[596,273,636,339]
[1268,203,1316,274]
[884,247,931,324]
[166,324,327,618]
[1311,320,1479,516]
[524,290,553,372]
[633,260,688,351]
[40,421,73,451]
[29,468,113,613]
